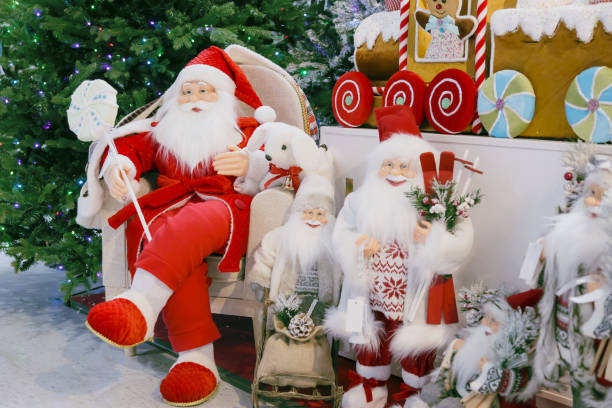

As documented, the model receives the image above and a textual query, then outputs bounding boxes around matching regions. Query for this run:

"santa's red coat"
[102,117,259,274]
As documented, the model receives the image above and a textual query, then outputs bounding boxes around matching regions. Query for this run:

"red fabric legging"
[134,199,231,352]
[356,311,436,380]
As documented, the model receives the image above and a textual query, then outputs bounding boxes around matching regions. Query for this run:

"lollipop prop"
[68,79,152,242]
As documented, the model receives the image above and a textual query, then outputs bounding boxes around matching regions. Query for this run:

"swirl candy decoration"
[425,69,477,134]
[477,70,535,138]
[383,71,427,125]
[565,66,612,143]
[332,71,374,128]
[67,79,119,142]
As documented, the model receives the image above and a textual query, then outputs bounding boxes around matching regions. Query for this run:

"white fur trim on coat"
[390,323,456,359]
[357,362,391,381]
[402,370,428,388]
[76,119,153,229]
[323,306,384,353]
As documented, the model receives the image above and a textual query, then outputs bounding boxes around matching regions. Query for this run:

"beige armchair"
[99,45,315,352]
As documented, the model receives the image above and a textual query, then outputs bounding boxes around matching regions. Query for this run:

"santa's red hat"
[175,46,276,123]
[375,105,422,143]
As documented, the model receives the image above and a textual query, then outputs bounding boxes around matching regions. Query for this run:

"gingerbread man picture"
[416,0,476,60]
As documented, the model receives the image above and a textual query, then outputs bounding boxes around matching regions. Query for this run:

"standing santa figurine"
[425,287,543,408]
[80,46,277,406]
[324,105,474,408]
[533,148,612,407]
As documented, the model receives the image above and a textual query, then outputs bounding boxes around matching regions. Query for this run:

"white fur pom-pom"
[254,105,276,124]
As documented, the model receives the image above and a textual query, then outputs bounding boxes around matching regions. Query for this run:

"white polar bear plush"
[234,122,333,195]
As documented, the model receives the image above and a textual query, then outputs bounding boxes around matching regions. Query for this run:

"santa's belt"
[108,174,234,229]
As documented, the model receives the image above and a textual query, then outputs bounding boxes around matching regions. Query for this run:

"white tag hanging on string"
[346,297,366,333]
[518,241,543,287]
[346,297,369,344]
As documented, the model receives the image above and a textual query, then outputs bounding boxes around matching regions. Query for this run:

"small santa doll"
[81,46,277,406]
[533,151,612,406]
[324,105,474,408]
[248,174,341,305]
[426,288,543,408]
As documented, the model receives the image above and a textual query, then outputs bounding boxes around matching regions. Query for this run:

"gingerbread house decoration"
[490,2,612,139]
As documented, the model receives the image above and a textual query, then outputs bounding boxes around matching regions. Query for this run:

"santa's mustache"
[179,100,216,113]
[385,175,408,185]
[305,220,322,227]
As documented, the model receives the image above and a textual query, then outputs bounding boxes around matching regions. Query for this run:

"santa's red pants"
[133,199,231,352]
[356,311,436,385]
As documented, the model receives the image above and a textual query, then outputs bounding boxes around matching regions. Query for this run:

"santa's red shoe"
[85,297,151,348]
[160,362,218,406]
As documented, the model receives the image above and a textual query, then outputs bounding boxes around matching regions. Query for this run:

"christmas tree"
[0,0,358,301]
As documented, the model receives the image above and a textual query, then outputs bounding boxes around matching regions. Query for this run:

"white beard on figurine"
[278,211,334,277]
[534,153,612,397]
[542,198,609,289]
[452,325,499,397]
[353,156,419,248]
[248,174,340,305]
[153,88,242,173]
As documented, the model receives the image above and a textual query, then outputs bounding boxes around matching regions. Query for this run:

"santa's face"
[378,158,417,187]
[152,81,240,173]
[584,183,605,215]
[178,81,218,110]
[481,313,500,335]
[302,208,327,228]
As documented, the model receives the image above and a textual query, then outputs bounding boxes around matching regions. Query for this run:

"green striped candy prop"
[477,70,535,138]
[565,66,612,143]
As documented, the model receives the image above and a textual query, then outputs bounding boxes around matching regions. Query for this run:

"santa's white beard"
[152,91,242,174]
[543,199,609,288]
[278,212,334,274]
[353,173,418,246]
[453,325,499,395]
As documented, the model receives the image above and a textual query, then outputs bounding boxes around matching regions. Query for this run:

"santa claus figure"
[324,105,474,408]
[82,46,277,406]
[427,288,543,408]
[248,174,340,305]
[533,151,612,407]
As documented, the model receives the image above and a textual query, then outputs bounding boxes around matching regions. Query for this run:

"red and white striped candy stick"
[471,0,488,134]
[399,0,410,71]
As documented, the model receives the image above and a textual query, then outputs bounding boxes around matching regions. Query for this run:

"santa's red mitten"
[86,298,148,348]
[160,362,218,407]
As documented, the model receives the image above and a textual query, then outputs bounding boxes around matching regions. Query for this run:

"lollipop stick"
[461,156,480,196]
[454,149,469,191]
[104,131,153,242]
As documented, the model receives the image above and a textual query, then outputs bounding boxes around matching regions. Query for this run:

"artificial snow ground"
[0,254,254,408]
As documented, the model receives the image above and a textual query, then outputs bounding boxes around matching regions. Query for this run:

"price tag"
[345,297,366,334]
[519,241,543,287]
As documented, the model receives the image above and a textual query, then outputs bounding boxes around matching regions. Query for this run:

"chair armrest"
[246,187,294,256]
